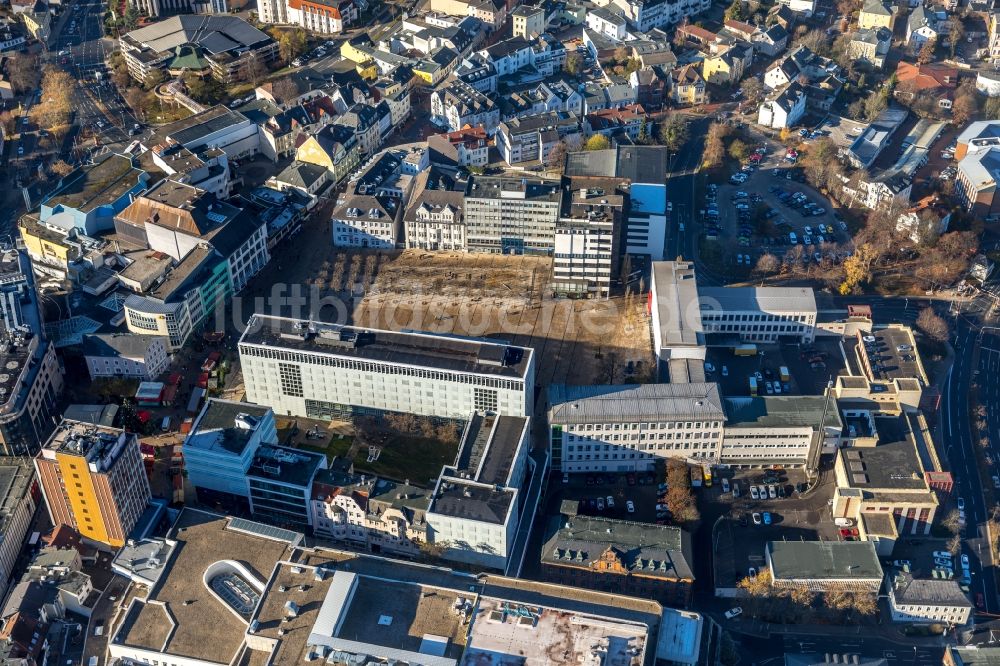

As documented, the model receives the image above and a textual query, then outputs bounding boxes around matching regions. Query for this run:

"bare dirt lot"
[246,221,653,386]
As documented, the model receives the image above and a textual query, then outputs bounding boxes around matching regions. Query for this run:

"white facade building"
[83,334,170,381]
[464,175,561,254]
[403,189,466,250]
[331,194,401,249]
[182,400,276,498]
[720,395,841,469]
[548,383,726,472]
[239,315,535,420]
[553,218,615,298]
[586,6,627,40]
[698,285,818,343]
[888,573,973,625]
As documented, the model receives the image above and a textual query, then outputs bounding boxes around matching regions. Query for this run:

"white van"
[834,517,853,527]
[160,416,171,432]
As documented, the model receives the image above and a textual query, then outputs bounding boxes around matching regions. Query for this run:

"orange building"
[34,420,150,549]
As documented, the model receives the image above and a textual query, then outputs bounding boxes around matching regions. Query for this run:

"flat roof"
[184,399,272,456]
[651,261,704,349]
[851,327,925,383]
[453,412,526,487]
[429,479,514,525]
[767,541,883,581]
[40,420,135,471]
[463,595,649,666]
[112,509,295,664]
[839,414,929,491]
[465,175,561,203]
[247,444,325,488]
[549,383,725,424]
[149,105,250,149]
[698,285,817,314]
[724,396,842,430]
[46,154,142,212]
[240,315,533,380]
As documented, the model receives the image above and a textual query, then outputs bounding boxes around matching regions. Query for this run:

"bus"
[734,344,758,357]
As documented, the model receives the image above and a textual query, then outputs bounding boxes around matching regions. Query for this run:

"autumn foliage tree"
[29,67,75,131]
[917,307,949,343]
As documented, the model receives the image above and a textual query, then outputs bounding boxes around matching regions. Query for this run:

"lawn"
[302,431,457,486]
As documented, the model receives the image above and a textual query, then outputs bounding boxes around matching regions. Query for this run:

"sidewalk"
[724,613,949,648]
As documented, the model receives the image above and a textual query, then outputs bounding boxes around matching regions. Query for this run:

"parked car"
[606,496,615,508]
[752,512,762,525]
[958,497,966,510]
[933,550,952,559]
[750,486,760,500]
[725,607,743,619]
[626,500,635,513]
[762,512,773,525]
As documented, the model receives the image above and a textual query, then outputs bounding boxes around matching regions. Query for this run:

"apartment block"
[552,182,623,298]
[35,421,151,548]
[239,315,535,420]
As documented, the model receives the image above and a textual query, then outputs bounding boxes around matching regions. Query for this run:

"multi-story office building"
[183,399,327,529]
[553,183,623,298]
[464,175,561,254]
[495,111,581,165]
[0,463,37,595]
[0,319,63,458]
[35,421,151,548]
[82,333,170,381]
[548,383,726,472]
[239,315,535,420]
[132,0,227,17]
[721,395,842,469]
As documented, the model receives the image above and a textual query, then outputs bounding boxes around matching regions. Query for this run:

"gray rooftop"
[185,398,272,456]
[724,396,842,430]
[891,572,972,608]
[240,315,533,380]
[542,514,694,581]
[429,479,514,525]
[123,15,271,56]
[698,285,817,314]
[767,541,883,581]
[651,260,704,349]
[465,175,561,203]
[549,383,724,424]
[82,333,168,360]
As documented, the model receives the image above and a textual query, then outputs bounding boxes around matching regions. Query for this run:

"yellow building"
[701,43,751,85]
[341,34,374,63]
[858,0,894,30]
[18,217,76,277]
[34,420,151,548]
[356,59,378,81]
[672,64,707,105]
[295,124,361,184]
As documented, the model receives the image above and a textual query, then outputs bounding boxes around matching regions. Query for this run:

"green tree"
[658,114,689,151]
[122,4,140,31]
[728,138,749,162]
[724,0,745,21]
[584,134,611,151]
[564,52,583,76]
[143,69,166,90]
[277,28,308,64]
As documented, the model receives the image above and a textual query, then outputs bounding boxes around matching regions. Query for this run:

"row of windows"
[567,421,721,432]
[568,431,715,442]
[241,346,527,390]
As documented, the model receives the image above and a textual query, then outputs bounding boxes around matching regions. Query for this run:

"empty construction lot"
[243,226,653,386]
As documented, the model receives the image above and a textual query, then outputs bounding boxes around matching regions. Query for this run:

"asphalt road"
[663,116,709,272]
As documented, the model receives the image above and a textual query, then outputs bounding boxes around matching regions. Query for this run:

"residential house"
[906,4,939,47]
[630,66,669,110]
[702,42,752,85]
[295,122,362,184]
[848,27,892,68]
[671,64,707,106]
[511,4,546,38]
[956,146,1000,220]
[431,81,500,133]
[858,0,894,30]
[413,46,460,86]
[758,80,807,129]
[894,61,957,109]
[768,4,796,30]
[403,173,466,250]
[753,24,789,57]
[955,119,1000,160]
[496,110,582,164]
[764,45,837,90]
[990,10,1000,62]
[977,70,1000,97]
[897,195,951,242]
[721,18,758,42]
[427,127,491,166]
[772,0,815,15]
[587,6,628,40]
[586,104,647,140]
[331,192,402,248]
[268,160,331,200]
[603,0,711,33]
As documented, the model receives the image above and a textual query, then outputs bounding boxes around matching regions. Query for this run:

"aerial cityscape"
[2,0,1000,661]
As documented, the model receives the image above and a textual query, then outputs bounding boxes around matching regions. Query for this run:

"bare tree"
[917,307,949,343]
[941,509,962,536]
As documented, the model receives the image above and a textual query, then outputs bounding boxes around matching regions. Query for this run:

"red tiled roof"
[895,61,958,91]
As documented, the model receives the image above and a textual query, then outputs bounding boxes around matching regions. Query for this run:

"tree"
[584,134,611,151]
[143,69,166,90]
[941,509,963,536]
[277,28,308,64]
[728,138,750,162]
[658,114,689,152]
[184,74,224,104]
[564,52,583,76]
[918,38,937,64]
[48,159,74,178]
[29,67,75,130]
[839,243,877,294]
[952,86,979,127]
[754,253,780,276]
[795,29,831,56]
[737,569,771,597]
[614,46,629,63]
[238,52,267,86]
[547,140,568,168]
[986,96,1000,120]
[742,77,763,102]
[917,307,949,342]
[724,0,745,21]
[863,88,889,121]
[122,3,140,31]
[852,592,878,617]
[124,87,147,121]
[7,53,37,94]
[950,19,965,59]
[702,122,731,169]
[947,534,962,556]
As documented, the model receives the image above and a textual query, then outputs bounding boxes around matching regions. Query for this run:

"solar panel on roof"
[227,517,302,544]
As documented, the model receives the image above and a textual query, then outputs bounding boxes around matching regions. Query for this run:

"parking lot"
[552,471,664,525]
[710,466,843,592]
[703,149,850,273]
[706,338,849,398]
